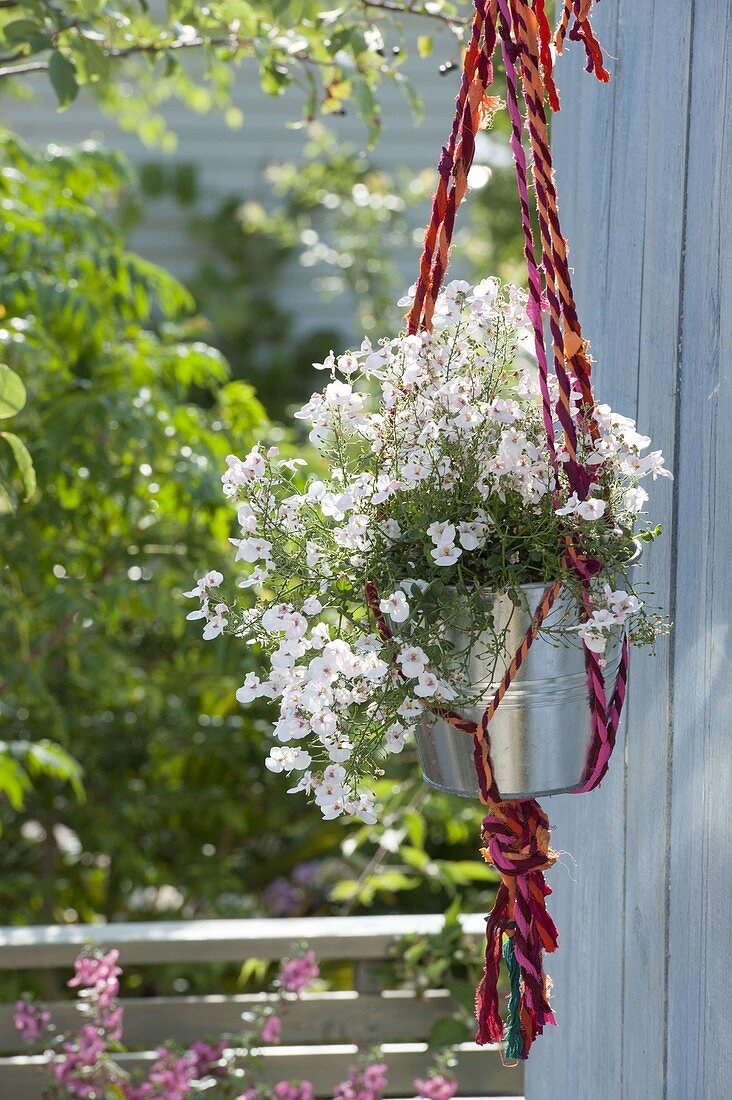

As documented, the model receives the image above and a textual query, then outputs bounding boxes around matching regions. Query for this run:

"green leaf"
[372,869,418,892]
[353,77,381,147]
[417,35,433,59]
[427,1014,470,1050]
[48,50,79,108]
[445,978,479,1015]
[239,957,269,986]
[0,752,29,810]
[329,878,360,902]
[0,431,36,500]
[0,364,26,418]
[3,18,46,43]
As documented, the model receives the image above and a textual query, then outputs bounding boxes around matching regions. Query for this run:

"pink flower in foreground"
[277,948,319,993]
[261,1014,282,1043]
[333,1062,388,1100]
[413,1074,458,1100]
[143,1048,197,1100]
[188,1039,226,1077]
[14,1000,51,1043]
[68,949,122,1009]
[273,1082,314,1100]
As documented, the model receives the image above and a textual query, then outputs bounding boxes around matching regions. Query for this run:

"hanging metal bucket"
[416,583,624,801]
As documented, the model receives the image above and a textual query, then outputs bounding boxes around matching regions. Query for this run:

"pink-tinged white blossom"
[379,590,410,622]
[385,723,408,753]
[183,570,223,599]
[398,645,429,678]
[265,747,312,774]
[623,485,649,512]
[202,604,229,640]
[576,497,607,521]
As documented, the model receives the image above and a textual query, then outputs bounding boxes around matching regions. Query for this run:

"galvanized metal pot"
[416,583,624,801]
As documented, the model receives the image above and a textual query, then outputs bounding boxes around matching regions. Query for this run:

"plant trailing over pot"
[185,276,668,820]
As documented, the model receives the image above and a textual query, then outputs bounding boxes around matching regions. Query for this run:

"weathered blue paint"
[527,4,731,1098]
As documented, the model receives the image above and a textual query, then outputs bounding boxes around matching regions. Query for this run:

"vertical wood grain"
[666,2,732,1098]
[529,2,731,1097]
[527,5,628,1097]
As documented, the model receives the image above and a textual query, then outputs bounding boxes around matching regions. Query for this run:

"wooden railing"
[0,914,523,1098]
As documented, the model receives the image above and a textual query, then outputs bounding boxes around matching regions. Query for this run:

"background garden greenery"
[0,1,521,992]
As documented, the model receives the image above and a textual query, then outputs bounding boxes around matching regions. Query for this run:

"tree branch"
[359,0,466,32]
[0,32,336,81]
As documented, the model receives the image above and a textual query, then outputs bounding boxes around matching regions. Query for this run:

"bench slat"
[0,1045,524,1097]
[0,914,487,970]
[0,990,459,1050]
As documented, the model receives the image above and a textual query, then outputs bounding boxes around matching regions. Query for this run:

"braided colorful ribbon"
[398,0,624,1061]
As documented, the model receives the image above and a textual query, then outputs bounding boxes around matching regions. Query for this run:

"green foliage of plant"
[387,898,484,1050]
[0,360,36,509]
[0,0,467,148]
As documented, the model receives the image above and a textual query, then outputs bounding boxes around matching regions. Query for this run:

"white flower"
[379,591,410,623]
[379,518,402,541]
[287,771,316,795]
[310,710,337,737]
[385,723,408,753]
[622,486,649,512]
[555,492,580,517]
[337,352,360,375]
[576,497,607,521]
[321,733,353,763]
[309,623,331,650]
[320,798,347,821]
[183,570,223,599]
[236,672,265,704]
[577,621,607,654]
[237,503,258,533]
[301,595,323,616]
[427,520,456,545]
[238,566,268,589]
[402,458,431,486]
[453,405,483,430]
[266,746,312,773]
[400,578,428,597]
[398,645,428,678]
[414,671,439,697]
[430,542,462,566]
[353,792,377,825]
[323,764,346,784]
[605,588,642,622]
[313,351,336,371]
[231,536,273,563]
[458,521,484,550]
[489,397,522,424]
[262,604,294,633]
[202,603,228,640]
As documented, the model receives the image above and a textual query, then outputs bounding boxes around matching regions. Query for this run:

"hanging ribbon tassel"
[475,797,559,1058]
[502,928,525,1060]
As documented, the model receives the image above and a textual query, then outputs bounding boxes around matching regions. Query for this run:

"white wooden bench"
[0,914,523,1098]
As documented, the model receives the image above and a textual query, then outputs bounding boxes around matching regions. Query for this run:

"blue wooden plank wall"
[527,3,731,1098]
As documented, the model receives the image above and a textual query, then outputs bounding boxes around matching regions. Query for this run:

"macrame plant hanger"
[402,0,626,1062]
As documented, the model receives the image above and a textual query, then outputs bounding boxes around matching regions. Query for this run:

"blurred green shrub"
[0,134,492,950]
